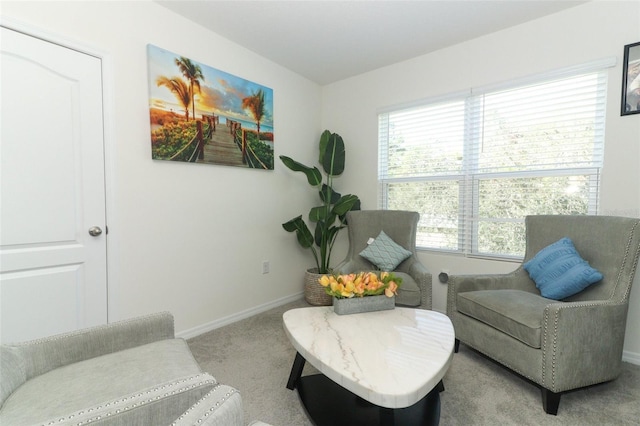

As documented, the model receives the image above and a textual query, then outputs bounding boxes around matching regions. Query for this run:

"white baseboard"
[623,350,640,365]
[177,292,303,340]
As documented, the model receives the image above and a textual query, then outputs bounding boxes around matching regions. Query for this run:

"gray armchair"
[0,312,270,426]
[447,215,640,415]
[336,210,432,309]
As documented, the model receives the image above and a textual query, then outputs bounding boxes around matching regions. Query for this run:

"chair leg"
[541,388,561,415]
[454,338,460,353]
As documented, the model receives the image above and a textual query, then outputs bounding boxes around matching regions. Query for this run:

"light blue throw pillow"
[523,237,603,300]
[359,230,412,271]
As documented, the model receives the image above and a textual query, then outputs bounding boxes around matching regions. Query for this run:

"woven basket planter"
[304,268,332,306]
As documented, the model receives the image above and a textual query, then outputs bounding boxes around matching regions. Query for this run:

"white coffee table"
[283,306,455,426]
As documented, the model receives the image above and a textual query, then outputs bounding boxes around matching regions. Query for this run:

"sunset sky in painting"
[147,44,273,131]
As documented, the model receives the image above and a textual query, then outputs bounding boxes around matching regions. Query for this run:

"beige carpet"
[187,299,640,425]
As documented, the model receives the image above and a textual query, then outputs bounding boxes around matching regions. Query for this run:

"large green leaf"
[279,155,322,186]
[318,130,331,164]
[282,216,314,248]
[314,221,325,247]
[319,184,341,204]
[309,205,329,222]
[314,222,337,247]
[321,133,345,176]
[325,225,342,245]
[339,198,361,222]
[332,194,360,216]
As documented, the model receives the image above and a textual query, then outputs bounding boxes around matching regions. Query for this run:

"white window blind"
[379,64,610,258]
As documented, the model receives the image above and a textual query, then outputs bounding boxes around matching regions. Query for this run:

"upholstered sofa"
[0,312,269,426]
[447,215,640,414]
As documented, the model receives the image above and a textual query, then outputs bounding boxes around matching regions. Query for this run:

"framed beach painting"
[147,44,274,169]
[621,41,640,116]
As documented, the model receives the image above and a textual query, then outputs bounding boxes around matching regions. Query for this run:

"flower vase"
[333,295,395,315]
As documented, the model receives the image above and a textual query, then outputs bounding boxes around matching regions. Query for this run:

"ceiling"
[156,1,587,85]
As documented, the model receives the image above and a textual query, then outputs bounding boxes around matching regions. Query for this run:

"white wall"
[4,0,640,362]
[321,1,640,362]
[1,0,323,334]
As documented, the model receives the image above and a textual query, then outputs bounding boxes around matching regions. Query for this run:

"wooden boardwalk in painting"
[197,126,244,167]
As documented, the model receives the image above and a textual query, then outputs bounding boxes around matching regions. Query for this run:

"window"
[378,62,612,259]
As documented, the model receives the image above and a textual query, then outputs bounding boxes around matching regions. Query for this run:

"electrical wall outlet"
[262,261,270,274]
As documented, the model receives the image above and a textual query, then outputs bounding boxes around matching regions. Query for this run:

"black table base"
[287,352,441,426]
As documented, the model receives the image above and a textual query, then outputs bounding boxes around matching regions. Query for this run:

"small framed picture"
[621,41,640,116]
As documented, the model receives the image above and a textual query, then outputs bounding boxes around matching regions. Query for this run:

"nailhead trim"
[621,221,640,302]
[170,385,239,425]
[36,374,215,426]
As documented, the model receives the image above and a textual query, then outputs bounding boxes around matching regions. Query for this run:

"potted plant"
[280,130,361,305]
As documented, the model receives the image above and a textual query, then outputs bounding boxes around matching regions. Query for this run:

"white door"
[0,26,108,342]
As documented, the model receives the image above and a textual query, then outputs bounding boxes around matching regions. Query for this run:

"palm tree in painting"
[242,89,266,138]
[156,76,191,120]
[174,57,204,121]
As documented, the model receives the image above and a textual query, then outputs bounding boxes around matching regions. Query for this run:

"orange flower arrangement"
[318,271,402,299]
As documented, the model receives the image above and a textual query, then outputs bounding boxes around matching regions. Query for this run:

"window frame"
[378,59,615,260]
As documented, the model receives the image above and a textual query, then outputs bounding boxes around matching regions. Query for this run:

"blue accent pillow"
[359,231,412,271]
[523,237,603,300]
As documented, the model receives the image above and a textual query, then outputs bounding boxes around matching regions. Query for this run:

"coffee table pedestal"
[288,352,441,426]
